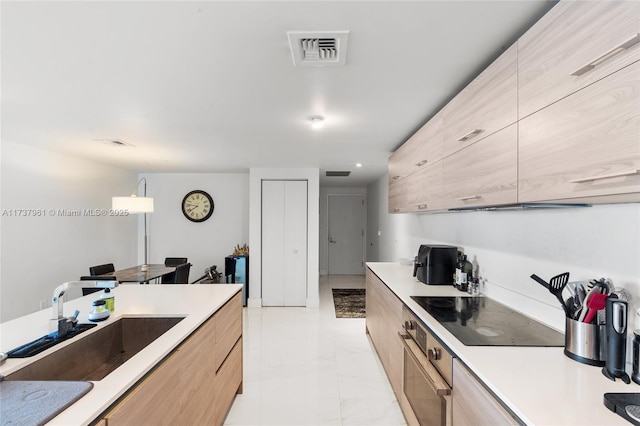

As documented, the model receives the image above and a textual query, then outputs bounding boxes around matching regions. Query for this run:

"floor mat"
[332,288,366,318]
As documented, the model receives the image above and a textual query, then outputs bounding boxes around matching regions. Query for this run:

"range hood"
[448,203,592,212]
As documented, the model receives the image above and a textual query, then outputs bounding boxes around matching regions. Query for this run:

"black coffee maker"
[412,245,457,285]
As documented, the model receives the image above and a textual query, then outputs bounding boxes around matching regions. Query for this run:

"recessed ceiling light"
[310,115,325,129]
[92,138,135,147]
[356,163,362,168]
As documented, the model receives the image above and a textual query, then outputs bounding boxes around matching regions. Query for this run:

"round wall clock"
[182,190,214,222]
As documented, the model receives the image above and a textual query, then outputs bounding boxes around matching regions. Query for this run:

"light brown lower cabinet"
[366,268,419,425]
[452,359,517,426]
[101,293,243,426]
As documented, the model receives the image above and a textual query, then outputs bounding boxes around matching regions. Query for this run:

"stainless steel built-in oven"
[400,306,453,426]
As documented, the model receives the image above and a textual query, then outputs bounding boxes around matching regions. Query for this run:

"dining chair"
[167,263,191,284]
[161,257,188,283]
[164,257,188,266]
[89,263,115,276]
[80,275,117,295]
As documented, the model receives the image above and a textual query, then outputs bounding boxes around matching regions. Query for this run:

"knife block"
[564,317,606,366]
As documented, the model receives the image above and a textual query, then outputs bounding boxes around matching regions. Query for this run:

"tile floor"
[224,275,407,426]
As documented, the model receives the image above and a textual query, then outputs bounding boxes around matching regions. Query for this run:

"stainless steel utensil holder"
[565,317,606,366]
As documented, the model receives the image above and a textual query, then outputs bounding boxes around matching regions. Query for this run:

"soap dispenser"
[101,288,115,312]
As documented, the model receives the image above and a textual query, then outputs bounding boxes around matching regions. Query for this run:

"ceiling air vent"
[326,171,351,177]
[287,31,349,66]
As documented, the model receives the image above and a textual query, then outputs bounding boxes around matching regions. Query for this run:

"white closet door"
[262,181,286,306]
[284,180,307,306]
[262,180,307,306]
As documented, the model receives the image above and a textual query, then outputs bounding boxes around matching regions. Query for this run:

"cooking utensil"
[549,272,570,292]
[530,273,572,316]
[603,298,631,384]
[564,281,587,319]
[576,283,587,304]
[579,287,598,322]
[549,272,571,315]
[583,292,608,323]
[530,274,549,289]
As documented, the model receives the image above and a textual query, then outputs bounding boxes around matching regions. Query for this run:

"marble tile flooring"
[224,275,406,426]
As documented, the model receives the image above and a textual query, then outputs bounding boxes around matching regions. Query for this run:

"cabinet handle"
[415,160,428,167]
[457,195,481,201]
[457,129,483,142]
[569,169,640,183]
[571,33,640,76]
[392,208,400,212]
[417,204,428,210]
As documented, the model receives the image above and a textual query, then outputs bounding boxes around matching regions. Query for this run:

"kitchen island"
[0,284,243,425]
[368,262,633,426]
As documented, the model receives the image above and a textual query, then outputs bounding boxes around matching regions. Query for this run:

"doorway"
[328,194,365,275]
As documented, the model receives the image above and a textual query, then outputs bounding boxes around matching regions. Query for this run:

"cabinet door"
[215,338,243,426]
[452,359,518,426]
[366,270,403,394]
[519,63,640,202]
[442,124,517,209]
[366,269,418,425]
[104,315,218,425]
[442,45,517,158]
[518,1,640,119]
[389,112,443,183]
[389,179,409,214]
[405,160,443,212]
[215,293,243,372]
[390,160,443,214]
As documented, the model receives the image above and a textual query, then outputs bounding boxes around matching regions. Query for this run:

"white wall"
[142,173,249,283]
[319,186,367,275]
[249,168,320,308]
[367,174,640,331]
[0,142,138,322]
[366,177,425,264]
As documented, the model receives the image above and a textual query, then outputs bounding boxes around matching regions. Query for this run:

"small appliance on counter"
[604,393,640,425]
[603,298,631,383]
[412,245,457,285]
[633,331,640,385]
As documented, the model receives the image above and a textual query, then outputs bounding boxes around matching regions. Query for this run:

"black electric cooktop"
[410,296,564,347]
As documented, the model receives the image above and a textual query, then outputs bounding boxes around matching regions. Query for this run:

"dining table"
[99,264,176,284]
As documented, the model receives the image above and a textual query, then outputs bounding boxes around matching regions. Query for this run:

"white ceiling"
[1,1,556,187]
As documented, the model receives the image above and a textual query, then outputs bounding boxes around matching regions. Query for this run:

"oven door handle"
[399,332,451,396]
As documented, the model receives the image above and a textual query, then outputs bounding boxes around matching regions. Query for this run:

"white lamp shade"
[112,196,154,213]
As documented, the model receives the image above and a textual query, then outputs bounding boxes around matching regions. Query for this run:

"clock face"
[182,190,214,222]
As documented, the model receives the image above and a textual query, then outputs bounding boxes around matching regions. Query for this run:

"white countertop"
[367,262,634,426]
[0,284,242,425]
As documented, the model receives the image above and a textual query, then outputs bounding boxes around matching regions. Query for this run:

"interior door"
[328,194,365,275]
[262,180,307,306]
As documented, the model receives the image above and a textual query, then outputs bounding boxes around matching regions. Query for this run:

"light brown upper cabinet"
[405,160,443,212]
[518,1,640,119]
[442,45,517,158]
[442,124,517,209]
[388,112,443,184]
[519,62,640,203]
[388,178,409,214]
[389,161,443,214]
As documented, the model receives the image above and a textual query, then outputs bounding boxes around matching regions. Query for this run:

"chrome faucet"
[50,280,118,336]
